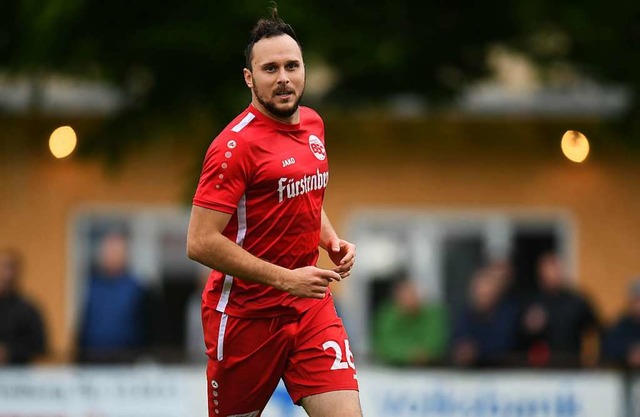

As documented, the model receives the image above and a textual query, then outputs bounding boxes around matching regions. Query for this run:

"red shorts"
[202,294,358,416]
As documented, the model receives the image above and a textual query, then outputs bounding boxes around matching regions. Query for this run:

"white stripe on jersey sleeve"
[231,112,256,133]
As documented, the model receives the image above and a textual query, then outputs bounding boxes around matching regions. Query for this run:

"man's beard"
[254,86,305,119]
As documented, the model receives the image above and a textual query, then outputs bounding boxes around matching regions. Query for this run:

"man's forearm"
[188,233,291,291]
[319,208,339,250]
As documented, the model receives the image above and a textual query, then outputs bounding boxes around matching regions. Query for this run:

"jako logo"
[282,157,296,167]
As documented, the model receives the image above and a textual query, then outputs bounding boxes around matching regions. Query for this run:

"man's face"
[98,234,128,277]
[471,273,501,312]
[393,280,421,314]
[244,34,305,121]
[538,254,564,291]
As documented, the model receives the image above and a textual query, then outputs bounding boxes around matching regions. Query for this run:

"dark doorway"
[510,227,558,297]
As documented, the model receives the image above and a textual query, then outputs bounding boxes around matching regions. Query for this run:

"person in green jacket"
[373,278,448,366]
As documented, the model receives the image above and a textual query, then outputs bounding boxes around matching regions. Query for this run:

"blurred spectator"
[486,259,518,303]
[451,267,519,367]
[518,252,599,367]
[184,265,210,363]
[373,278,448,366]
[602,278,640,368]
[77,232,150,363]
[0,248,47,364]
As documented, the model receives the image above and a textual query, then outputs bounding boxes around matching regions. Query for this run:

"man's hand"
[326,238,356,278]
[280,266,342,299]
[453,340,477,367]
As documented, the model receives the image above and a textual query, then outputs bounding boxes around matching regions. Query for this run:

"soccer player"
[186,7,362,417]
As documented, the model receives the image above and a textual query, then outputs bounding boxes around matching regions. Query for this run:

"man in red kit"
[186,6,362,417]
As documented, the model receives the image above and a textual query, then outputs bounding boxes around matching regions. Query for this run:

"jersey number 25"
[322,339,356,370]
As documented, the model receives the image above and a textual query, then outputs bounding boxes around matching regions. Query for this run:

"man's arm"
[320,208,355,278]
[187,205,341,299]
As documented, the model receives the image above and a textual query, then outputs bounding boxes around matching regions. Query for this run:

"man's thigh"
[203,307,292,416]
[283,295,359,406]
[300,390,363,417]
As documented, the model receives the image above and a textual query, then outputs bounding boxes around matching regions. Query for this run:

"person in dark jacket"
[0,248,47,364]
[519,252,599,367]
[452,267,520,367]
[602,278,640,368]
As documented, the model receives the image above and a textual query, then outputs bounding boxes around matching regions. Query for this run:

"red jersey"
[193,104,330,318]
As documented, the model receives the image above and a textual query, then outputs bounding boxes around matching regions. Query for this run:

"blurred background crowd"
[372,254,637,369]
[3,237,640,372]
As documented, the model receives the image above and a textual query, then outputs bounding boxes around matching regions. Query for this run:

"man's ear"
[243,68,253,88]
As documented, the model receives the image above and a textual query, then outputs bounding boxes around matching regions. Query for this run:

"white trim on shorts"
[217,313,229,361]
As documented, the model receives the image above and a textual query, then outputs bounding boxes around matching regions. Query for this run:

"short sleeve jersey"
[193,104,330,318]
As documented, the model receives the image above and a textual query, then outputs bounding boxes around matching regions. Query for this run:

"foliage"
[1,0,638,156]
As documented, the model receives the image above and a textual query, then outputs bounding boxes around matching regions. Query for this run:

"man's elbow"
[186,237,204,262]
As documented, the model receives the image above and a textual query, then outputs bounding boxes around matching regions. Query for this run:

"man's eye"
[287,63,299,70]
[265,66,276,72]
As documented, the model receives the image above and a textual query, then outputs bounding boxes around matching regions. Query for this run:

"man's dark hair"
[244,4,301,70]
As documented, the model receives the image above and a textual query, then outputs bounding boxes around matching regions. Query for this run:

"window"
[70,206,200,362]
[340,209,575,358]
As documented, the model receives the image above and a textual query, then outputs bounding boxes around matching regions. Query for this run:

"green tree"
[1,0,638,156]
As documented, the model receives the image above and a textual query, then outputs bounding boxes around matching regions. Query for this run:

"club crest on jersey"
[308,135,326,161]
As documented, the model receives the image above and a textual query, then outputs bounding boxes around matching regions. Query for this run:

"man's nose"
[277,68,290,84]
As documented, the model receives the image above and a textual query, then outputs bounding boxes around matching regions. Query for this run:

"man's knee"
[300,390,362,417]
